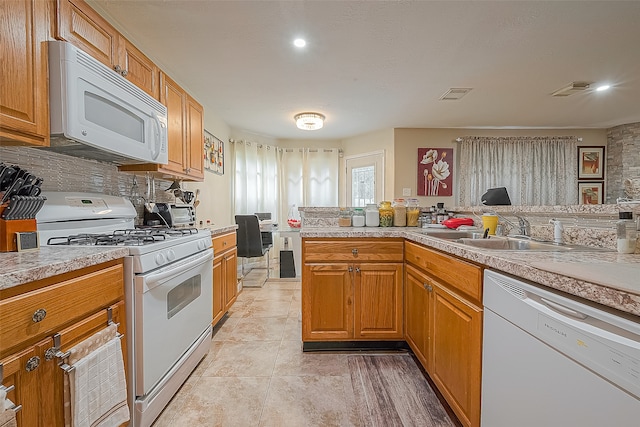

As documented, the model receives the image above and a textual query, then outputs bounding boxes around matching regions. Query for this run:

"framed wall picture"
[578,146,605,179]
[578,181,603,205]
[204,130,224,175]
[417,147,453,196]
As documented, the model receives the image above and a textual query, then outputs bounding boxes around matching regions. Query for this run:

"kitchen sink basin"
[422,229,485,239]
[453,237,609,252]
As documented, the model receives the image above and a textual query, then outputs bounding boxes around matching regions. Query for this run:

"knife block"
[0,218,37,252]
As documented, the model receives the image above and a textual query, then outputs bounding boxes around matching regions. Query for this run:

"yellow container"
[379,201,394,227]
[482,214,499,235]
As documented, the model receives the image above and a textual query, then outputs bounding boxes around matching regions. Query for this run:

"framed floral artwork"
[578,146,604,180]
[204,130,224,175]
[578,181,603,205]
[418,148,453,196]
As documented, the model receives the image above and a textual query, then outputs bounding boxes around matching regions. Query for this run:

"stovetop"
[46,227,200,247]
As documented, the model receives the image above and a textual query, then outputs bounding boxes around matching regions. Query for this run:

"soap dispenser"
[549,219,563,244]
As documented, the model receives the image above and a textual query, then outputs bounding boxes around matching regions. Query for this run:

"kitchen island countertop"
[301,227,640,317]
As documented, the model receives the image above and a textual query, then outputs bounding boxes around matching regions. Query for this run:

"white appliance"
[45,41,168,165]
[482,270,640,427]
[37,192,213,427]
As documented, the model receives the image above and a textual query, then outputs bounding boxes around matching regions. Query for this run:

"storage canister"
[365,204,380,227]
[406,198,420,227]
[616,212,637,254]
[352,208,365,227]
[338,208,352,227]
[393,198,407,226]
[379,201,394,227]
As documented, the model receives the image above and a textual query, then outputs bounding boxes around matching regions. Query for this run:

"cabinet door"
[0,337,53,427]
[404,264,430,369]
[56,0,118,67]
[118,35,159,99]
[185,94,205,180]
[223,249,238,310]
[212,253,225,326]
[302,264,353,341]
[354,263,403,339]
[431,283,482,427]
[0,0,49,146]
[159,72,186,175]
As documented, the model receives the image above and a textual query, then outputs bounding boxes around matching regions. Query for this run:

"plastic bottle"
[393,198,407,226]
[616,212,637,254]
[352,208,365,227]
[365,204,380,227]
[379,201,394,227]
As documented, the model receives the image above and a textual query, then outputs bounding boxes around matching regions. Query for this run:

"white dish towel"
[68,328,130,427]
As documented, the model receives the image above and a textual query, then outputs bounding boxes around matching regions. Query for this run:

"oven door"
[134,248,213,396]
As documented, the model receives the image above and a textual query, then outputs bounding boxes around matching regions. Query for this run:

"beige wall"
[393,128,607,207]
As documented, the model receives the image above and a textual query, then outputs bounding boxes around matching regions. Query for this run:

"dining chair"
[235,215,273,276]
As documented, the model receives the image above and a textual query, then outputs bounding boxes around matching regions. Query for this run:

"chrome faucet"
[496,213,530,237]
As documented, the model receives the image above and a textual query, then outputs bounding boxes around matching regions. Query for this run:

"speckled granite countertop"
[301,227,640,317]
[0,246,130,291]
[0,226,237,291]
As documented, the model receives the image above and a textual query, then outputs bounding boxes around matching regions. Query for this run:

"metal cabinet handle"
[32,308,46,323]
[44,347,57,361]
[25,356,40,372]
[355,267,360,273]
[120,69,128,77]
[113,64,122,74]
[352,248,358,256]
[423,283,433,292]
[348,266,353,272]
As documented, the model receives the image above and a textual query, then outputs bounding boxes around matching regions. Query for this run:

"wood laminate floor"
[152,267,459,427]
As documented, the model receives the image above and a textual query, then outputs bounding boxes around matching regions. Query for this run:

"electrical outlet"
[402,188,411,196]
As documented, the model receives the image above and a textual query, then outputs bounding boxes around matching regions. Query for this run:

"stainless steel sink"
[453,237,609,252]
[422,229,485,239]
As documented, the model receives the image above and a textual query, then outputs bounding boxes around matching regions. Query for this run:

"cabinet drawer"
[405,241,482,304]
[303,239,404,262]
[0,262,124,356]
[213,232,236,255]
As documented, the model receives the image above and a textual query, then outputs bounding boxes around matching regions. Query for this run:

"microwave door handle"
[143,249,213,288]
[150,112,165,161]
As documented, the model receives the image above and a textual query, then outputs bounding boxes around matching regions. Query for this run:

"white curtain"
[458,136,579,206]
[233,143,339,222]
[279,148,339,219]
[232,140,280,221]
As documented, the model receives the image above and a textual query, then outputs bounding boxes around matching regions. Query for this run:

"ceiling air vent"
[551,81,592,97]
[439,88,472,101]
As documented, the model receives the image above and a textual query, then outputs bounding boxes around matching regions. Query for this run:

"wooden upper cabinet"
[56,0,119,67]
[0,0,50,146]
[118,35,159,99]
[185,94,205,180]
[160,72,187,175]
[56,0,160,99]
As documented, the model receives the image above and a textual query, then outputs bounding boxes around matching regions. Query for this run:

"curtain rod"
[455,136,583,142]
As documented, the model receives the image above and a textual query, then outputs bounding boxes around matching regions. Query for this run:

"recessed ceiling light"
[596,84,611,92]
[293,38,306,48]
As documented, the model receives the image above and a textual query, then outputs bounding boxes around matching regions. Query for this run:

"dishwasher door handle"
[539,297,588,320]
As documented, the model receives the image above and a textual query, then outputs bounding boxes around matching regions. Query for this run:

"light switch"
[402,188,411,196]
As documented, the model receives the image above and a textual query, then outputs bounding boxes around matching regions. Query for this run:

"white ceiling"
[90,0,640,140]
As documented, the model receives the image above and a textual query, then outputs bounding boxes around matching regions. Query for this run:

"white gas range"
[36,192,213,427]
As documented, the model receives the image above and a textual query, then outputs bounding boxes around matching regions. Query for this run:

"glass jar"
[616,212,637,254]
[338,208,352,227]
[379,201,394,227]
[352,208,365,227]
[406,198,420,227]
[393,198,407,226]
[365,204,380,227]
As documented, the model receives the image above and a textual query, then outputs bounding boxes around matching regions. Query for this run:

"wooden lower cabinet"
[0,260,127,427]
[212,232,238,325]
[302,238,404,342]
[404,241,483,427]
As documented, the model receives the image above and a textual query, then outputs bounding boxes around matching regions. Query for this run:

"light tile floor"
[151,265,455,427]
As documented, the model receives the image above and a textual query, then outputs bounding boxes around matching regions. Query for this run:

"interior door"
[345,151,384,207]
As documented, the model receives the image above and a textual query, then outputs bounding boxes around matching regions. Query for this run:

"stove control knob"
[167,249,176,262]
[155,253,166,265]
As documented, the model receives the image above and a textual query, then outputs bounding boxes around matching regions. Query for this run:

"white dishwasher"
[482,270,640,427]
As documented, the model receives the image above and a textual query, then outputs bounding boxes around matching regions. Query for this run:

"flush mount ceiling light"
[293,38,306,48]
[294,112,325,130]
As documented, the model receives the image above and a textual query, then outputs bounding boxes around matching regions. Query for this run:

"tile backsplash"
[0,146,174,202]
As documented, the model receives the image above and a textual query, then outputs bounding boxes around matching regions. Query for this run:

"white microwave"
[45,41,168,165]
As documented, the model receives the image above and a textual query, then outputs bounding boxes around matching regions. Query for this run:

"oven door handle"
[143,249,213,286]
